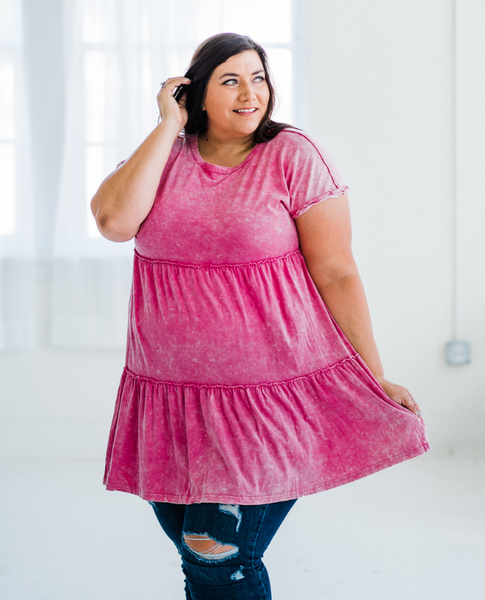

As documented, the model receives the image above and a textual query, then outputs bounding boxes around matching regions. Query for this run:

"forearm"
[312,269,385,382]
[91,120,180,241]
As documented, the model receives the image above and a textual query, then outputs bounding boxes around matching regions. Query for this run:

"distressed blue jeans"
[150,499,297,600]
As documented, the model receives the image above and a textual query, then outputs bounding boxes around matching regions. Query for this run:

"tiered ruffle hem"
[104,250,429,504]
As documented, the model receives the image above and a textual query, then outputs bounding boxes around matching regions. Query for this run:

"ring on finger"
[160,81,167,88]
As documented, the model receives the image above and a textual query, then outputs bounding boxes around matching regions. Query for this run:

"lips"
[233,108,258,114]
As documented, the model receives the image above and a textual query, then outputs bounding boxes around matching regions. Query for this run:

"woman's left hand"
[377,378,422,418]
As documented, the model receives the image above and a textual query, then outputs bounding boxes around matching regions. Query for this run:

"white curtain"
[0,0,36,350]
[0,0,295,350]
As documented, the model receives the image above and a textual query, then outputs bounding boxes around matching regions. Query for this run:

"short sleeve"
[283,131,349,219]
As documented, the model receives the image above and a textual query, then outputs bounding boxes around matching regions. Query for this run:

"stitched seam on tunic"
[282,129,340,189]
[291,185,349,218]
[311,185,349,205]
[124,353,359,390]
[133,248,303,269]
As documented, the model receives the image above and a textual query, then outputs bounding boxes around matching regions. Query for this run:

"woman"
[92,33,429,600]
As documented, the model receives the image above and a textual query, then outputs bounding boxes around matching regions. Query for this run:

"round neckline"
[189,133,263,173]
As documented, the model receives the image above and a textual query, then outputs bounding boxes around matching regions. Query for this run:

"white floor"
[1,453,484,600]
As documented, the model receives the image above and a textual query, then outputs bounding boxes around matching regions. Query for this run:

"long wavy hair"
[181,33,294,143]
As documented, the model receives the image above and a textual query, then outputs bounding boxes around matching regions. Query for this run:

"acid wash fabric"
[103,129,430,504]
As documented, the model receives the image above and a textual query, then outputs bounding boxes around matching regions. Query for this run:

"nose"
[238,81,257,102]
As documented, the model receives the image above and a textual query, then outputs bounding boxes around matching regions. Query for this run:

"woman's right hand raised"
[157,76,191,131]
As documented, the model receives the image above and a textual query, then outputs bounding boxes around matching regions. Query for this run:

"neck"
[199,129,255,155]
[197,130,257,168]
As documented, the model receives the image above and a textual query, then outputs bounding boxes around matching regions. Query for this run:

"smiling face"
[202,50,270,141]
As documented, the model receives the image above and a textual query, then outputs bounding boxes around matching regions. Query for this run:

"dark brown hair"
[182,33,294,142]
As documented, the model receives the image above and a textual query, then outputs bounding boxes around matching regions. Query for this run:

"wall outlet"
[445,341,471,365]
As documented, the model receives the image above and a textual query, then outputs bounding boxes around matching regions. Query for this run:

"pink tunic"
[103,129,429,504]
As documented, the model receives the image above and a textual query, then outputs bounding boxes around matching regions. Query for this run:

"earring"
[201,104,205,110]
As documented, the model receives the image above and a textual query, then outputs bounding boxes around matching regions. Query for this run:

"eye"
[254,76,265,83]
[222,78,238,85]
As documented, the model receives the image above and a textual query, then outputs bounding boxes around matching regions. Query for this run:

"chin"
[234,123,260,138]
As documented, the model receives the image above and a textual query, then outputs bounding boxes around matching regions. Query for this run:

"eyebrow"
[218,69,264,79]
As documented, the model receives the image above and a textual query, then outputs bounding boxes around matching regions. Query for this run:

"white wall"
[1,0,484,462]
[308,0,485,454]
